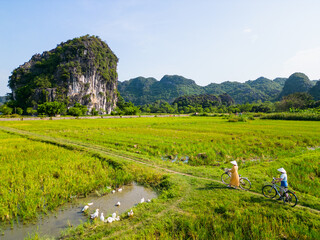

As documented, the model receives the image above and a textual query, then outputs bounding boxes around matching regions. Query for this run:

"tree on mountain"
[276,92,313,111]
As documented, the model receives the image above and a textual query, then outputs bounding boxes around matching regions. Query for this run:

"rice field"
[1,116,320,239]
[0,131,136,223]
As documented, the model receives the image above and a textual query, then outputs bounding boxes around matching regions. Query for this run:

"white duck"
[111,190,116,194]
[117,188,122,192]
[140,198,145,203]
[128,209,134,217]
[100,212,105,222]
[115,201,121,206]
[147,199,151,203]
[90,209,99,219]
[81,205,89,212]
[112,212,117,219]
[106,217,114,223]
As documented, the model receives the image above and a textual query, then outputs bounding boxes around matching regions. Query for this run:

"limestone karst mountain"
[8,35,118,113]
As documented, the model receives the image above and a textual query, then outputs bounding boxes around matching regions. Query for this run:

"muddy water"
[2,183,157,240]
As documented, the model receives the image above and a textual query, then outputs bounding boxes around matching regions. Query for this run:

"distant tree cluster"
[1,90,320,117]
[0,101,89,117]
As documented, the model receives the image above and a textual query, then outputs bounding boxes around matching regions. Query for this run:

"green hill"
[118,75,285,105]
[279,72,314,99]
[0,96,7,105]
[118,75,205,105]
[309,81,320,100]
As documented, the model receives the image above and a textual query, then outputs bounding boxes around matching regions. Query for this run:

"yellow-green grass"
[59,175,320,240]
[0,131,135,223]
[1,117,320,239]
[1,117,318,166]
[1,117,320,208]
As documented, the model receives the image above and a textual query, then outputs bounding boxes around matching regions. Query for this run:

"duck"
[128,209,134,217]
[140,198,145,203]
[81,205,89,212]
[100,212,105,222]
[115,201,121,206]
[87,202,93,206]
[90,209,99,219]
[147,199,151,203]
[111,190,116,194]
[112,212,117,219]
[117,188,122,192]
[106,217,114,223]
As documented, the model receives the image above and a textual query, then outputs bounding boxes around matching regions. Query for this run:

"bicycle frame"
[269,177,288,199]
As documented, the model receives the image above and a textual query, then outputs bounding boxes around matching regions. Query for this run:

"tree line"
[1,92,320,117]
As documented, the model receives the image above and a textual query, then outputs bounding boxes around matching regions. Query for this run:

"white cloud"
[282,47,320,79]
[243,28,258,43]
[243,28,252,33]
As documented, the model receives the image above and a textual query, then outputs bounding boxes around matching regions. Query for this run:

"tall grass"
[261,112,320,121]
[1,117,320,166]
[0,132,133,223]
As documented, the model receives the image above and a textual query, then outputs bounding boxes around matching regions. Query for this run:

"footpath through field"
[0,125,319,215]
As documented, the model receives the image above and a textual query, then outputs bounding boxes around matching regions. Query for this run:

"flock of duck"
[80,187,151,223]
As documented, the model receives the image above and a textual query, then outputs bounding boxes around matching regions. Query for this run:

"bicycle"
[262,177,298,207]
[221,169,251,190]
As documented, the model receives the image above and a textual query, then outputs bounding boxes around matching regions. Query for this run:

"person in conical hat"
[228,161,239,188]
[274,168,288,197]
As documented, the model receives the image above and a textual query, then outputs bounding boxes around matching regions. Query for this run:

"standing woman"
[228,161,240,188]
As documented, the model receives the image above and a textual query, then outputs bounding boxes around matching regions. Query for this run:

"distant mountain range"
[118,73,319,105]
[0,96,8,104]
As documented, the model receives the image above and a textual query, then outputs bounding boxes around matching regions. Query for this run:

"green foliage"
[0,104,13,115]
[261,112,320,121]
[16,107,23,115]
[172,94,233,110]
[91,107,99,116]
[26,107,37,116]
[67,103,88,116]
[112,96,141,115]
[37,101,66,116]
[276,92,314,111]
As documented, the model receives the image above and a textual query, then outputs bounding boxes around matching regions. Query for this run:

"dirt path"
[0,125,319,215]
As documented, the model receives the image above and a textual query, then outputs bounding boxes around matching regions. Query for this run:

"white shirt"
[280,173,287,182]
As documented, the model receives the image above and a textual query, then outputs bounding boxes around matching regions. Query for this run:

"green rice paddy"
[0,116,319,239]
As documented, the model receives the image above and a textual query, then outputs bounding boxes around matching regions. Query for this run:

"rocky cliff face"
[9,35,118,113]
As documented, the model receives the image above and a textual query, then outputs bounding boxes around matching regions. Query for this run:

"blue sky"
[1,0,320,95]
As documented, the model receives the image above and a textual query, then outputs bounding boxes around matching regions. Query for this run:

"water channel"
[1,183,157,240]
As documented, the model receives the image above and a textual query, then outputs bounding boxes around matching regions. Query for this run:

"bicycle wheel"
[283,190,298,207]
[221,172,230,185]
[262,185,277,198]
[239,177,251,190]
